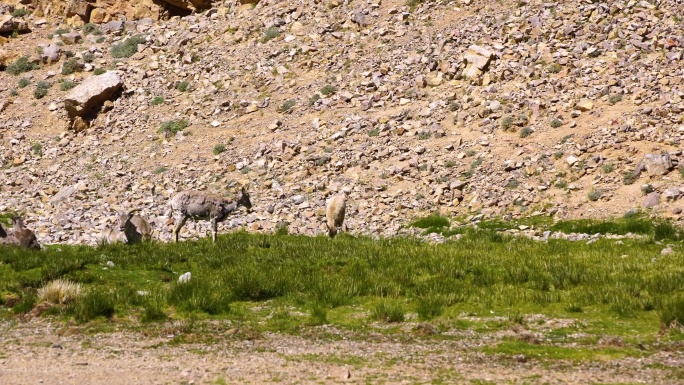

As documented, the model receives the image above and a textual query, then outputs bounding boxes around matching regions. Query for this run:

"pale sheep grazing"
[10,216,41,250]
[167,187,252,243]
[101,209,153,245]
[325,193,347,239]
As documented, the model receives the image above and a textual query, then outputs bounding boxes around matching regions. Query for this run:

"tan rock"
[576,98,594,111]
[89,8,107,24]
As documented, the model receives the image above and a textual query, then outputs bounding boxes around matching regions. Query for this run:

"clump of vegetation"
[608,94,623,105]
[602,163,614,173]
[158,119,189,137]
[33,81,51,99]
[308,93,321,106]
[17,77,30,88]
[110,35,146,58]
[588,189,603,202]
[410,213,450,234]
[548,63,563,73]
[82,23,103,36]
[658,295,684,328]
[72,289,115,322]
[506,179,520,189]
[59,79,76,91]
[82,52,95,63]
[93,68,106,75]
[262,27,281,42]
[61,57,80,75]
[11,8,30,17]
[176,81,190,92]
[32,143,43,157]
[320,85,338,96]
[213,143,226,155]
[550,118,563,128]
[417,131,432,140]
[372,300,405,323]
[500,115,515,131]
[519,127,534,138]
[444,160,456,168]
[623,172,638,185]
[368,128,380,137]
[54,28,70,36]
[6,56,39,76]
[38,279,81,305]
[641,184,654,195]
[449,101,460,111]
[555,179,568,189]
[151,96,164,106]
[278,99,296,113]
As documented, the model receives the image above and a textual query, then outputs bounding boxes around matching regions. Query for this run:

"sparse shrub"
[465,149,477,157]
[6,56,38,76]
[82,23,102,35]
[449,101,460,111]
[61,57,79,75]
[213,143,226,155]
[320,84,337,96]
[278,99,296,113]
[641,184,654,195]
[110,34,146,58]
[368,128,380,137]
[444,160,456,168]
[158,119,189,137]
[555,179,568,189]
[54,28,70,36]
[151,96,164,105]
[679,164,684,178]
[154,166,168,174]
[608,94,623,105]
[72,289,115,322]
[38,279,81,305]
[372,300,405,323]
[96,36,106,44]
[588,189,602,202]
[308,93,321,106]
[93,68,106,75]
[519,127,534,138]
[12,8,30,17]
[82,52,95,63]
[506,179,520,189]
[550,118,563,128]
[548,63,563,73]
[471,157,483,169]
[262,27,280,42]
[417,131,432,140]
[623,172,638,185]
[602,163,614,173]
[63,50,75,58]
[32,143,43,156]
[33,81,51,99]
[500,115,515,131]
[10,89,18,96]
[176,81,190,92]
[553,151,563,160]
[59,79,76,91]
[17,77,30,88]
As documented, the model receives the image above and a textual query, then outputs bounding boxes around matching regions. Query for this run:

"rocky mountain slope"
[1,0,683,245]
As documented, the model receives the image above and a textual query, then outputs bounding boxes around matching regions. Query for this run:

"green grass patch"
[110,35,146,58]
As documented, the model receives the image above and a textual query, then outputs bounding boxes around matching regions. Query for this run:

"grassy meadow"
[1,215,684,362]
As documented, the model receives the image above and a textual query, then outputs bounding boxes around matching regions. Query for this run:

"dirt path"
[1,320,681,385]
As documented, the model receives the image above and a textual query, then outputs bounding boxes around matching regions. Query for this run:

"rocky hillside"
[1,0,684,245]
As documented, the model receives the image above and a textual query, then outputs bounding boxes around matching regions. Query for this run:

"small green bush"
[72,289,115,322]
[82,23,102,36]
[368,128,380,137]
[33,81,51,99]
[501,115,515,131]
[110,35,146,58]
[308,93,321,106]
[262,27,280,42]
[506,179,520,189]
[548,63,563,73]
[588,189,602,202]
[444,160,456,168]
[11,8,30,17]
[61,57,79,75]
[623,172,638,185]
[63,50,75,58]
[151,96,164,105]
[93,68,106,75]
[17,77,30,88]
[59,79,76,91]
[158,119,189,136]
[417,131,432,140]
[602,163,614,173]
[519,127,534,138]
[176,81,190,92]
[608,94,623,105]
[54,28,70,36]
[82,52,95,63]
[278,99,296,113]
[410,214,450,230]
[213,143,226,155]
[32,143,43,156]
[6,56,39,76]
[550,118,563,128]
[320,84,337,96]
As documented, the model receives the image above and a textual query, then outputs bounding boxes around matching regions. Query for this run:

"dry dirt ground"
[1,319,682,385]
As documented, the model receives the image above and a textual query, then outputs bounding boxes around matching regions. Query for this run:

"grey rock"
[642,153,672,176]
[642,192,660,208]
[64,72,123,119]
[0,15,29,33]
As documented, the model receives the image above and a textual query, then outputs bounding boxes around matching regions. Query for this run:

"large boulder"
[642,152,673,176]
[0,15,30,33]
[462,45,494,78]
[64,72,123,119]
[65,0,92,19]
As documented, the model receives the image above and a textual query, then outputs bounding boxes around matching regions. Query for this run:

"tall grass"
[0,229,682,328]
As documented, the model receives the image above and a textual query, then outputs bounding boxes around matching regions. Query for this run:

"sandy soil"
[1,319,682,385]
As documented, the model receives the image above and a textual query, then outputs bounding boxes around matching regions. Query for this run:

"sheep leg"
[173,215,188,243]
[211,218,218,243]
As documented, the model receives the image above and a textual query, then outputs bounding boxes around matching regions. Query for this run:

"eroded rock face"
[64,72,123,119]
[161,0,214,11]
[0,15,30,33]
